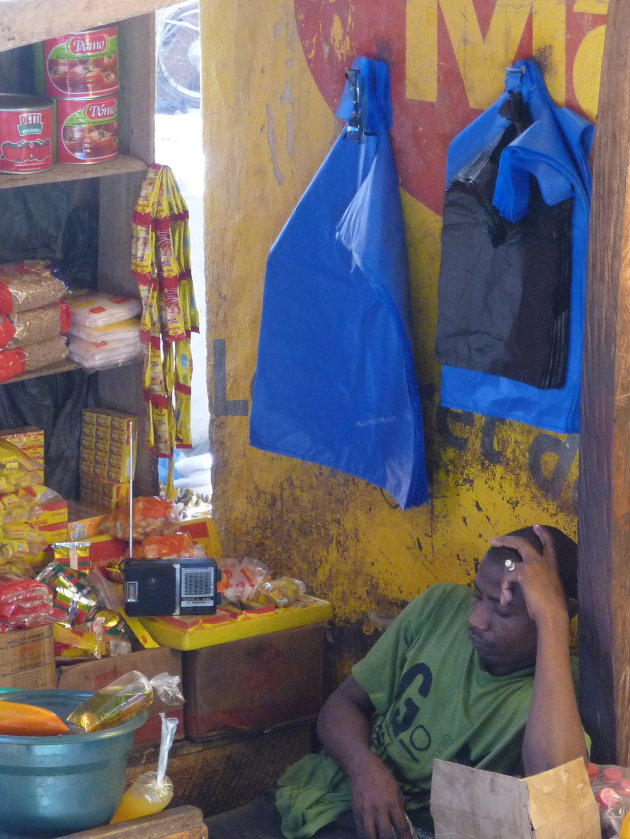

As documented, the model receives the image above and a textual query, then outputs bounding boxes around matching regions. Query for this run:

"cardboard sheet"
[431,757,600,838]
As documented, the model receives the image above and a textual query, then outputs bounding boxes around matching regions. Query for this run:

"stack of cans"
[41,26,120,164]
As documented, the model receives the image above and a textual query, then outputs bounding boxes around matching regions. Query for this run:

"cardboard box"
[80,474,130,510]
[182,623,327,739]
[67,501,108,540]
[0,625,56,689]
[430,757,600,839]
[57,646,185,747]
[80,408,137,483]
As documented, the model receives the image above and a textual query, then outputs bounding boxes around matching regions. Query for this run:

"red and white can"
[0,94,54,173]
[42,26,119,99]
[56,95,118,164]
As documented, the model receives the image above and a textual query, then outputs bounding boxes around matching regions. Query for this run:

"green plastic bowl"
[0,689,148,839]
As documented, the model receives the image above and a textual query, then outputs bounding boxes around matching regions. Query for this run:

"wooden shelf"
[0,154,148,190]
[3,358,81,383]
[0,355,143,385]
[0,0,176,52]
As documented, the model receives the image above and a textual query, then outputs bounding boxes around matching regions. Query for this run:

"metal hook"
[344,67,365,143]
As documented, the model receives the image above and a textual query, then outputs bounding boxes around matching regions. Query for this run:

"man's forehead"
[474,557,527,607]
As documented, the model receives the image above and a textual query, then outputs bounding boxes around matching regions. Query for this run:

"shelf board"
[1,355,143,385]
[4,358,81,383]
[0,0,176,52]
[0,154,148,190]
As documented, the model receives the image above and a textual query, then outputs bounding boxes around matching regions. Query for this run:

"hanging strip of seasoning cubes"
[131,164,200,497]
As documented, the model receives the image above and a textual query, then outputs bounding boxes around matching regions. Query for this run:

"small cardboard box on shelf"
[0,624,56,689]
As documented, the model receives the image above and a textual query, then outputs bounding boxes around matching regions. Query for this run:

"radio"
[123,556,222,617]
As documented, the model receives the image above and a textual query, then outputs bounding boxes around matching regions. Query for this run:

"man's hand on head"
[489,524,569,628]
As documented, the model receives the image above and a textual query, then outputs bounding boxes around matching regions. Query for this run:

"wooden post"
[579,0,630,764]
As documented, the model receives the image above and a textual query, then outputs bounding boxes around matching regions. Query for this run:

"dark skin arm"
[490,524,588,775]
[316,675,411,839]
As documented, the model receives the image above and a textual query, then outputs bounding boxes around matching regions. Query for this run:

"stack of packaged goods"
[0,428,67,633]
[0,428,134,655]
[67,292,142,371]
[39,25,120,166]
[0,571,53,633]
[0,429,68,573]
[0,261,71,382]
[79,408,137,511]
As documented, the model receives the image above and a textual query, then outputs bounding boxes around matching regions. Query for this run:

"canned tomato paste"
[0,94,54,173]
[57,95,118,164]
[42,26,119,98]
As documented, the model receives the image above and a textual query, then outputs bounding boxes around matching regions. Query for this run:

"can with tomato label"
[56,95,118,164]
[0,94,54,174]
[42,26,119,99]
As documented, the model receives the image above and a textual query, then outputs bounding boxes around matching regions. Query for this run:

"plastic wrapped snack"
[68,292,142,327]
[256,576,307,608]
[139,531,203,559]
[68,334,142,371]
[217,557,271,607]
[69,317,140,345]
[67,670,184,732]
[0,570,53,632]
[590,763,630,838]
[111,714,178,822]
[101,496,181,541]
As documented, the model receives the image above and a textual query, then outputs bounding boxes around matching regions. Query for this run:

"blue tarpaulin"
[250,57,429,509]
[440,59,594,434]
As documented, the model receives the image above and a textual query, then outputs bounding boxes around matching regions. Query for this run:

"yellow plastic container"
[140,596,333,650]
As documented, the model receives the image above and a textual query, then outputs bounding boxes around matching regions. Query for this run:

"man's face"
[468,555,537,676]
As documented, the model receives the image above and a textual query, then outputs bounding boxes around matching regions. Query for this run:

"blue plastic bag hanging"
[439,59,594,434]
[250,58,429,509]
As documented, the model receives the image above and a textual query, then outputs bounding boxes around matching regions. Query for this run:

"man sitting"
[205,524,587,839]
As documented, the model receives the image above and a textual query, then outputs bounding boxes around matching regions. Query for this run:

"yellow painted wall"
[201,0,606,671]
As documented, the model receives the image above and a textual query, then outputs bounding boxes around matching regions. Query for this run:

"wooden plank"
[0,0,175,52]
[0,156,147,191]
[578,0,630,763]
[117,14,156,161]
[55,806,206,839]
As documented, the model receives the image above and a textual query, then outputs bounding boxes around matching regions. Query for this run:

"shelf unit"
[0,0,176,494]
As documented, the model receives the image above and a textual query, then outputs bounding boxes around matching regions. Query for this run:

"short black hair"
[484,525,577,602]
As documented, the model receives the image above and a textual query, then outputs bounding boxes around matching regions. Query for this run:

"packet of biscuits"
[100,495,181,541]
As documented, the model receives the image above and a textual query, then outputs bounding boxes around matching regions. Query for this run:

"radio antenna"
[128,418,135,559]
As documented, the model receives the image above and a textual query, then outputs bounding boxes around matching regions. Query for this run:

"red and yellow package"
[132,164,200,495]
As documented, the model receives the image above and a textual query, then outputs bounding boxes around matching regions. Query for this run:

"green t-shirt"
[276,583,579,839]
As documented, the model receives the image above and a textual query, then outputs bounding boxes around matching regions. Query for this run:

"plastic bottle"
[111,714,178,822]
[621,810,630,839]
